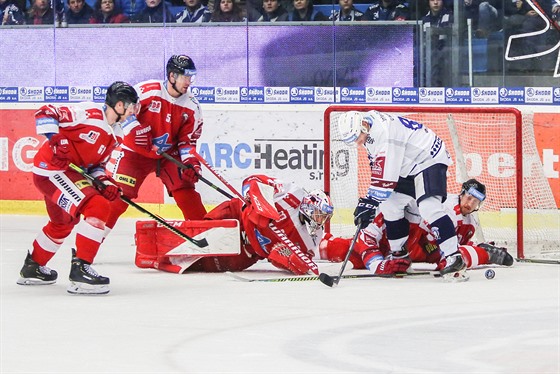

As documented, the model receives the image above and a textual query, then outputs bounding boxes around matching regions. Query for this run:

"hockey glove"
[95,174,122,201]
[369,258,411,275]
[268,243,313,275]
[353,197,379,229]
[182,157,201,184]
[49,133,71,169]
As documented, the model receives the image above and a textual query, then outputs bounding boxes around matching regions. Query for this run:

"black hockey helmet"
[166,55,197,78]
[105,81,139,108]
[461,178,486,202]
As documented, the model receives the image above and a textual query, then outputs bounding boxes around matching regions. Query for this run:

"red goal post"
[323,105,559,261]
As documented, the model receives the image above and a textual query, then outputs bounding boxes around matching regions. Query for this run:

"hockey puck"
[485,269,495,279]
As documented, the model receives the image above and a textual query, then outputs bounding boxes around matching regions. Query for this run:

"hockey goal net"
[324,105,559,261]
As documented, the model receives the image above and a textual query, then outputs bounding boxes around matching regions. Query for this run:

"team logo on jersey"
[152,134,171,153]
[148,100,162,113]
[182,113,189,123]
[58,108,71,122]
[371,157,385,178]
[79,131,100,144]
[254,229,272,254]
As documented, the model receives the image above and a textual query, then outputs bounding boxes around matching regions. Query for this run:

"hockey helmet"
[461,179,486,202]
[166,55,197,78]
[299,189,334,235]
[337,111,368,144]
[105,81,139,110]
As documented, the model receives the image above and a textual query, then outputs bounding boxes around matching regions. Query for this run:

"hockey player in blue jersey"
[338,110,467,280]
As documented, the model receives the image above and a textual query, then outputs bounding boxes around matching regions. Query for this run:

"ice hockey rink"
[1,215,559,374]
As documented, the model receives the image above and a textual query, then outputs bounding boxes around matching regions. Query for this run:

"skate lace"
[38,266,52,275]
[83,264,100,277]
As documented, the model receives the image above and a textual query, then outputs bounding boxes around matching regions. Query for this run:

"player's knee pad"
[80,194,110,224]
[417,195,446,224]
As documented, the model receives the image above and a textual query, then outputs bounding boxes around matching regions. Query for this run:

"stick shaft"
[68,163,208,247]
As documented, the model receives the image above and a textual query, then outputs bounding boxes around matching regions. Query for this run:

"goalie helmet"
[299,190,334,236]
[105,81,139,108]
[461,178,486,202]
[166,55,197,78]
[338,111,368,144]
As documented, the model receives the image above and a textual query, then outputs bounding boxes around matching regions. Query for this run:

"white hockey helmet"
[299,189,334,235]
[338,111,368,144]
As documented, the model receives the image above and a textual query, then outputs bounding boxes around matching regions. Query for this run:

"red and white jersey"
[362,110,452,201]
[33,102,123,175]
[443,195,477,245]
[122,80,203,161]
[241,175,322,259]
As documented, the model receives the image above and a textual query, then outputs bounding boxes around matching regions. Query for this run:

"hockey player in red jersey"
[17,82,140,295]
[104,54,206,241]
[135,174,334,275]
[320,179,513,275]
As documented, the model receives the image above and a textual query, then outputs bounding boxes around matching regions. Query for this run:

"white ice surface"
[1,215,559,374]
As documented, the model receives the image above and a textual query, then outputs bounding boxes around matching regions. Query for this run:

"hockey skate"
[67,256,110,295]
[478,243,514,266]
[17,252,58,285]
[439,252,469,282]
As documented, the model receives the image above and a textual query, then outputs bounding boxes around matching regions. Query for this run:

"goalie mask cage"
[324,105,559,261]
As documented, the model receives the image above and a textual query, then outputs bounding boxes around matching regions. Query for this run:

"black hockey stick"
[68,163,208,247]
[319,224,362,287]
[158,151,235,199]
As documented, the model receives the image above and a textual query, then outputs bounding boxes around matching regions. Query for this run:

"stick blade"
[319,273,338,288]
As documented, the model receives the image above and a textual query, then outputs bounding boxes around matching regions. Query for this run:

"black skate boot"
[17,252,58,285]
[479,243,514,266]
[439,252,469,282]
[389,247,411,261]
[67,256,110,295]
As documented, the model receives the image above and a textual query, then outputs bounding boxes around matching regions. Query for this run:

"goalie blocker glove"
[353,197,379,229]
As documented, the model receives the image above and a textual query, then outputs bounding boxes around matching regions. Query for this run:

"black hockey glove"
[353,197,379,229]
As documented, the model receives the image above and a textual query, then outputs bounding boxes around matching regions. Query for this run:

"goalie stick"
[185,150,321,275]
[226,270,433,283]
[68,163,209,248]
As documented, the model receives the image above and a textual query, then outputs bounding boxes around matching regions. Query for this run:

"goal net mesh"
[324,106,559,261]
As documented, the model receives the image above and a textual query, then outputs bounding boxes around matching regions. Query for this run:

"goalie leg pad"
[135,219,242,270]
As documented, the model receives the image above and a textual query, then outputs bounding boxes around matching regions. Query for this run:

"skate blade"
[67,281,110,295]
[17,277,56,286]
[441,269,470,283]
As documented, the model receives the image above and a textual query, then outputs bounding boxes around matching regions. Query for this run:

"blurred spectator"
[422,0,453,86]
[474,0,502,37]
[26,0,55,23]
[131,0,173,21]
[117,0,146,18]
[256,0,288,20]
[65,0,94,23]
[175,0,211,21]
[362,0,409,21]
[1,0,25,24]
[329,0,364,21]
[503,0,548,70]
[288,0,327,20]
[463,0,480,30]
[89,0,129,22]
[209,0,246,21]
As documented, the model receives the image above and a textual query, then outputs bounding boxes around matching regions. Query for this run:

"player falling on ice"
[17,82,140,295]
[337,110,466,280]
[135,174,334,275]
[320,179,513,276]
